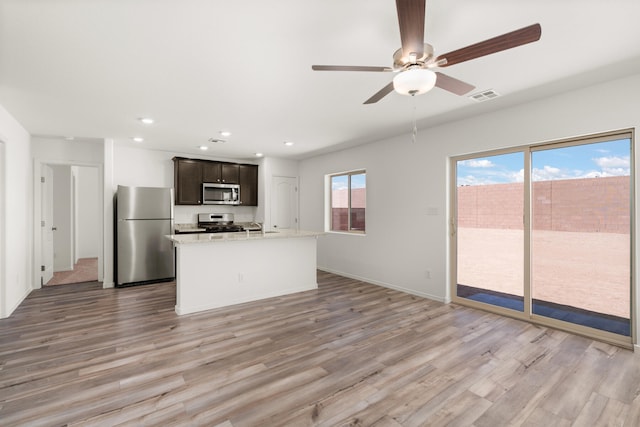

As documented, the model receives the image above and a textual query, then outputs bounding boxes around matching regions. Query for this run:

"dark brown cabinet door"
[174,158,202,205]
[201,161,221,183]
[239,164,258,206]
[221,163,239,184]
[202,162,239,184]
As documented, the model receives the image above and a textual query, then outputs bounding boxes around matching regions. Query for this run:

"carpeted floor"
[46,257,98,286]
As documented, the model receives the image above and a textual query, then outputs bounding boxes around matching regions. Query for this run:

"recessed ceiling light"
[283,141,294,146]
[138,117,154,125]
[132,137,144,143]
[64,136,75,141]
[199,145,209,150]
[219,131,231,137]
[255,152,264,157]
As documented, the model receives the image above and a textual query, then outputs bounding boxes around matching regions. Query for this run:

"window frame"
[327,169,366,235]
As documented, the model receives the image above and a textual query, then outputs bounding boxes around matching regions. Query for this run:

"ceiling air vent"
[208,138,227,144]
[469,89,500,102]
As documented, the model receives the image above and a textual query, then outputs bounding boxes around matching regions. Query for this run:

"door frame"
[33,158,104,289]
[0,141,5,318]
[41,164,54,284]
[449,129,635,348]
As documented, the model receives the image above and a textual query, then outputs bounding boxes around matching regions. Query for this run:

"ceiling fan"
[312,0,541,104]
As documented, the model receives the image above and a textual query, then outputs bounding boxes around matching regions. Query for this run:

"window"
[329,170,366,233]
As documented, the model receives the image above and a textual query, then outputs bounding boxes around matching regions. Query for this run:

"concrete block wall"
[458,176,630,233]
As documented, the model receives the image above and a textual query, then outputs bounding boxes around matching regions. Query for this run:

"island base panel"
[175,237,318,315]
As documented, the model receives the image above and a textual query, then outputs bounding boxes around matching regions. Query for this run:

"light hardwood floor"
[1,271,640,426]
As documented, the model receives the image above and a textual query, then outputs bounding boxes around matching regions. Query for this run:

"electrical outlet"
[238,273,244,283]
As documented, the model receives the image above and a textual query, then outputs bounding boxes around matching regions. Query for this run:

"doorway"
[39,164,101,286]
[451,130,633,346]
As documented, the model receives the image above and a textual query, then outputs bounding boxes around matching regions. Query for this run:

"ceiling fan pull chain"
[411,94,418,143]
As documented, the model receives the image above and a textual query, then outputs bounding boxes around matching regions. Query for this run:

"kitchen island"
[166,230,323,315]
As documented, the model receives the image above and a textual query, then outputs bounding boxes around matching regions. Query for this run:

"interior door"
[271,176,298,231]
[41,165,54,284]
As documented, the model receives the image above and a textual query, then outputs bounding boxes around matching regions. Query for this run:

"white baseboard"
[317,267,447,304]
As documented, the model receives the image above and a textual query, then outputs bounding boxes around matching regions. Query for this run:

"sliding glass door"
[452,131,633,344]
[455,152,525,312]
[531,138,631,336]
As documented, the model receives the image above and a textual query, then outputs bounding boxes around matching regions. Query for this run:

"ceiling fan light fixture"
[393,68,436,96]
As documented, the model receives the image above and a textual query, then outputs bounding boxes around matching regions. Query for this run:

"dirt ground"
[456,228,630,318]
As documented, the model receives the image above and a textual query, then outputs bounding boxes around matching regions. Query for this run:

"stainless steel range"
[197,213,244,233]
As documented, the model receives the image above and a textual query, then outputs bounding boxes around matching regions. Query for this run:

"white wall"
[113,144,175,188]
[299,72,640,336]
[51,165,73,271]
[76,166,100,258]
[33,138,104,164]
[0,104,31,318]
[300,134,444,301]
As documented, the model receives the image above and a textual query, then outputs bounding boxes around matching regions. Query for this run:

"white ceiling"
[1,0,640,160]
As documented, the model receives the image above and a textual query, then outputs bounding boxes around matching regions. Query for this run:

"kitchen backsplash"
[174,205,257,224]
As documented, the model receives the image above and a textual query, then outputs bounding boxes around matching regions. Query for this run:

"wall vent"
[469,89,500,102]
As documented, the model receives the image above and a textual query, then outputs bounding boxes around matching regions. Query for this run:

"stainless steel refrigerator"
[116,185,175,287]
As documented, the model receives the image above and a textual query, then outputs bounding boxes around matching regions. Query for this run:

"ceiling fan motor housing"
[393,43,435,69]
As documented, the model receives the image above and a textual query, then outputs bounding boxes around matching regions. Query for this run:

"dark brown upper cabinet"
[201,161,221,184]
[173,158,202,205]
[239,164,258,206]
[202,162,239,184]
[173,157,257,206]
[221,163,239,184]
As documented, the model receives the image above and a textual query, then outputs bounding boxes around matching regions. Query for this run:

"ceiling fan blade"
[396,0,426,58]
[436,23,541,67]
[434,72,475,95]
[312,65,393,72]
[364,81,395,104]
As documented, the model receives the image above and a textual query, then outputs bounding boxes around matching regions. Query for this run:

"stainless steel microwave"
[202,183,240,205]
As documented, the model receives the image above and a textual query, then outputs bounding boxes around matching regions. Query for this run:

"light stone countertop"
[173,222,262,234]
[174,223,206,233]
[166,229,324,245]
